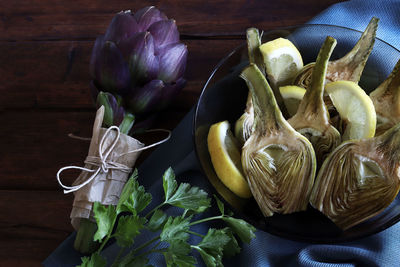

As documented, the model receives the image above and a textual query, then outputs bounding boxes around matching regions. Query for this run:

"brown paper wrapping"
[70,106,144,230]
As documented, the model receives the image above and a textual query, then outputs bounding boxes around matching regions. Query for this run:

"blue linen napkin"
[44,1,400,266]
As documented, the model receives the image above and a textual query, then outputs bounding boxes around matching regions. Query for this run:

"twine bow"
[57,126,171,194]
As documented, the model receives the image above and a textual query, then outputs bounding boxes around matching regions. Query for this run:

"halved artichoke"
[370,59,400,136]
[240,64,317,217]
[293,17,379,88]
[288,36,341,165]
[310,122,400,230]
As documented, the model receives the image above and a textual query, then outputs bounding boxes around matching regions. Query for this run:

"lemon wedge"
[325,81,376,141]
[279,85,306,117]
[207,121,252,198]
[260,38,304,87]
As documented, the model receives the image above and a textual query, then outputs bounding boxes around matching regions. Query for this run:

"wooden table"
[0,0,344,265]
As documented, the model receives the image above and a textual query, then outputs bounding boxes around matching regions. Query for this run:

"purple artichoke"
[90,7,187,116]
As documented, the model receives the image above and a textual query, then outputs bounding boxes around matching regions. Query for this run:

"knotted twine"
[57,106,170,229]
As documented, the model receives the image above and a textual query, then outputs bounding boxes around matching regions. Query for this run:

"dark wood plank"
[0,39,243,109]
[0,109,186,190]
[0,0,344,41]
[0,190,73,266]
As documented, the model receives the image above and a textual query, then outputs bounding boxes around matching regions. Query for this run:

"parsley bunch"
[78,167,256,267]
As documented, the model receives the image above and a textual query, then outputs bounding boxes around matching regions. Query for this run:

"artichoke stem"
[246,28,265,76]
[333,17,378,82]
[240,64,287,134]
[297,36,336,117]
[119,113,135,134]
[74,218,100,254]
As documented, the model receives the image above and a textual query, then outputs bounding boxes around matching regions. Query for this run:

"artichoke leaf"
[288,36,341,166]
[310,123,400,230]
[370,59,400,136]
[240,64,316,217]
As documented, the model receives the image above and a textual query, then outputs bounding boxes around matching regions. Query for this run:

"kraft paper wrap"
[70,107,144,230]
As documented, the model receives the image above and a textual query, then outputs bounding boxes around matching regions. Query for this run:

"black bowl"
[193,24,400,243]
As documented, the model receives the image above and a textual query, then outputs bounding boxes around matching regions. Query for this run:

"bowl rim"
[192,23,400,243]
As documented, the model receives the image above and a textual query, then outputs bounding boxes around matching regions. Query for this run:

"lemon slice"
[325,81,376,141]
[260,38,303,87]
[207,121,252,198]
[279,85,306,117]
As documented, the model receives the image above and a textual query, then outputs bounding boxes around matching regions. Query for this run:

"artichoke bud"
[89,6,187,117]
[96,91,125,127]
[288,36,341,166]
[294,17,378,89]
[240,64,317,217]
[134,6,168,32]
[370,59,400,136]
[310,122,400,230]
[127,79,165,114]
[235,28,263,144]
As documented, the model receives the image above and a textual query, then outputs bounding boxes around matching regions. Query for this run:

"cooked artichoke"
[293,17,378,88]
[310,122,400,230]
[288,36,341,165]
[234,28,263,144]
[370,59,400,136]
[240,64,317,217]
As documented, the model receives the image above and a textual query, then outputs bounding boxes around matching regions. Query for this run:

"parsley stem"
[136,248,168,258]
[133,236,160,255]
[97,215,118,253]
[188,230,205,237]
[188,215,223,226]
[110,247,126,267]
[145,203,166,219]
[118,236,160,265]
[150,240,161,250]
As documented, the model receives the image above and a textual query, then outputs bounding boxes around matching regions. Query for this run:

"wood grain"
[0,0,344,41]
[0,190,73,266]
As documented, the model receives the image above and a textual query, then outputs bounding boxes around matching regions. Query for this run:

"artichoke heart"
[240,64,317,217]
[293,17,378,88]
[370,59,400,136]
[235,28,264,144]
[288,36,341,165]
[310,122,400,230]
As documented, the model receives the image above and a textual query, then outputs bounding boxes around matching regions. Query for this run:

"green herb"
[77,167,257,267]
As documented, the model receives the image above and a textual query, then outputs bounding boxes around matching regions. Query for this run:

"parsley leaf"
[166,183,211,213]
[114,215,146,247]
[117,170,152,215]
[160,216,191,243]
[78,252,106,267]
[193,228,231,267]
[147,209,168,232]
[93,202,117,242]
[222,217,256,244]
[163,239,197,267]
[163,167,177,201]
[222,228,241,258]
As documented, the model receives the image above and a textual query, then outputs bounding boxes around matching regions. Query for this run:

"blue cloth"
[44,1,400,266]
